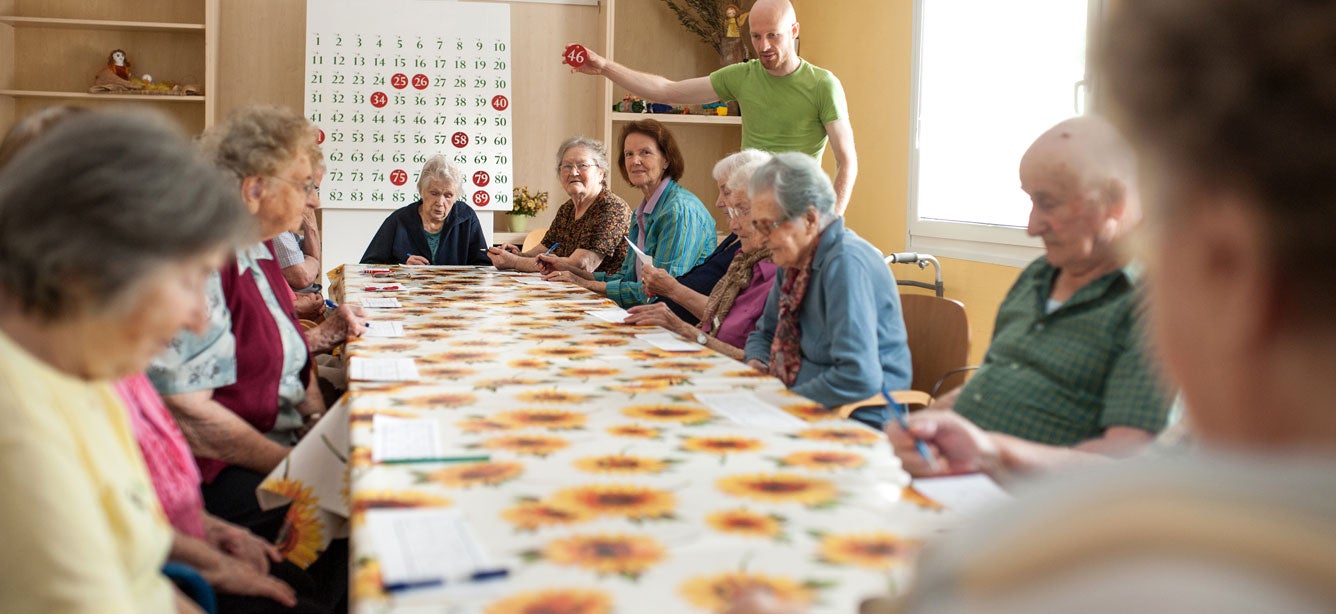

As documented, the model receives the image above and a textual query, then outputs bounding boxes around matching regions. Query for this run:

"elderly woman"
[742,153,910,429]
[488,137,631,274]
[625,154,777,360]
[0,111,252,611]
[639,149,770,321]
[541,119,715,307]
[361,155,489,265]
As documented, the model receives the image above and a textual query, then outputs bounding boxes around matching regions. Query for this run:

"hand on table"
[327,304,367,339]
[206,519,282,574]
[487,246,519,270]
[405,254,430,266]
[624,302,691,336]
[745,358,768,373]
[884,408,998,478]
[199,550,297,607]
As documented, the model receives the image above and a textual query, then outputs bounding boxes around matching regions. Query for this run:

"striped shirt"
[596,179,716,307]
[954,257,1172,445]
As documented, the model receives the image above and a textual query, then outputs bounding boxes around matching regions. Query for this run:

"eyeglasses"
[558,162,597,174]
[724,206,752,219]
[749,217,791,235]
[269,175,319,196]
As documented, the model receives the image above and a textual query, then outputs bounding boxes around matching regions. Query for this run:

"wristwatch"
[696,331,709,346]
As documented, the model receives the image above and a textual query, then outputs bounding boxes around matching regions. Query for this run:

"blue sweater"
[597,179,716,307]
[744,218,912,427]
[360,200,490,266]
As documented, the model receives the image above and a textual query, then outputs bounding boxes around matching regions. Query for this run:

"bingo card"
[306,0,513,212]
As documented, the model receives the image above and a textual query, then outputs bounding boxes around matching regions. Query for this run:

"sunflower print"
[605,424,661,439]
[778,450,867,471]
[484,588,614,614]
[581,337,630,347]
[538,533,667,579]
[265,478,325,568]
[348,408,418,427]
[416,365,480,379]
[648,360,713,372]
[520,332,573,341]
[795,426,883,446]
[680,435,765,455]
[352,558,384,601]
[621,404,713,424]
[481,434,571,456]
[494,408,588,430]
[515,389,591,404]
[632,373,693,386]
[396,391,478,409]
[572,454,670,475]
[603,381,672,395]
[501,499,591,531]
[678,571,815,611]
[422,460,525,488]
[549,483,677,521]
[561,366,623,380]
[704,508,785,539]
[724,368,772,379]
[475,377,547,391]
[351,490,452,526]
[348,446,373,469]
[716,473,840,507]
[455,416,514,433]
[816,531,916,570]
[900,485,945,511]
[527,346,597,360]
[507,358,551,370]
[782,402,843,422]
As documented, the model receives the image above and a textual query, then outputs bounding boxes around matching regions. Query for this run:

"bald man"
[568,0,858,215]
[892,116,1173,477]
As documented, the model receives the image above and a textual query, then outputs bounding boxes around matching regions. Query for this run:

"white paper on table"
[363,321,405,337]
[366,508,499,586]
[911,474,1011,515]
[349,357,420,381]
[585,308,631,323]
[635,332,701,352]
[511,276,551,286]
[624,236,653,268]
[372,414,443,462]
[359,297,402,309]
[694,391,809,431]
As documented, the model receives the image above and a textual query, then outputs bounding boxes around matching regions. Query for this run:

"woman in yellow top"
[0,110,252,611]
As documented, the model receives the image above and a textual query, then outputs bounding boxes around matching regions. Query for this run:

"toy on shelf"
[89,48,203,96]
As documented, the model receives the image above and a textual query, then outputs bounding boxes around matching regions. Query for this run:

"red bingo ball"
[563,44,588,68]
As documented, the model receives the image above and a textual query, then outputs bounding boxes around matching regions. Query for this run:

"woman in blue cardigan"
[539,119,715,307]
[360,155,490,266]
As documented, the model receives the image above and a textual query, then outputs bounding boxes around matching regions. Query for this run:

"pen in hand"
[542,242,560,256]
[883,386,939,472]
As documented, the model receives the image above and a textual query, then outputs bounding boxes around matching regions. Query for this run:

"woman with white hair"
[742,153,911,429]
[360,154,489,265]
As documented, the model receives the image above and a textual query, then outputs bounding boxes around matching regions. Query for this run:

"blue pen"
[324,299,338,310]
[384,568,509,593]
[384,578,444,593]
[883,387,938,471]
[542,242,560,256]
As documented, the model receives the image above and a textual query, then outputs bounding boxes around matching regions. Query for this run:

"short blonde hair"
[202,105,314,182]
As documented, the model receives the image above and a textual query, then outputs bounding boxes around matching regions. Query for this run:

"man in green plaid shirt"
[889,117,1173,478]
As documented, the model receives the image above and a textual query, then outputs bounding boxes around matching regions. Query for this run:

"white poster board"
[305,0,513,212]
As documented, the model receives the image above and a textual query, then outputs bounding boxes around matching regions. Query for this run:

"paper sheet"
[349,357,420,381]
[911,474,1011,515]
[366,508,498,587]
[511,276,552,286]
[694,391,809,431]
[585,308,631,323]
[359,297,402,309]
[624,236,653,268]
[372,415,443,462]
[635,332,701,352]
[363,321,405,337]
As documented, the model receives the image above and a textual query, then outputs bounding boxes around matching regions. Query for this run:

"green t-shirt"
[424,229,441,263]
[709,59,848,159]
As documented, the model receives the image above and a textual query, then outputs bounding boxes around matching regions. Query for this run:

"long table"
[270,265,944,613]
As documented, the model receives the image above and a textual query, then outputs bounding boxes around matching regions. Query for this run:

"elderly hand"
[884,409,998,478]
[721,588,809,614]
[329,304,367,339]
[536,253,566,275]
[206,519,282,574]
[199,549,297,607]
[405,254,430,266]
[746,358,768,373]
[487,246,518,270]
[624,303,692,336]
[639,265,679,300]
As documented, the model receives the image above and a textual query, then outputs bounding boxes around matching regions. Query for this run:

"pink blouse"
[706,261,779,349]
[117,373,206,539]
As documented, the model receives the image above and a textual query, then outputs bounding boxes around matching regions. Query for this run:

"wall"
[213,0,603,277]
[793,0,1019,364]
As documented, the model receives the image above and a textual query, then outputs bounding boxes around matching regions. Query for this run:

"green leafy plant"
[657,0,728,55]
[511,186,549,217]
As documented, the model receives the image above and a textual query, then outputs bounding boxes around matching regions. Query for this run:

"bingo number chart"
[305,0,513,211]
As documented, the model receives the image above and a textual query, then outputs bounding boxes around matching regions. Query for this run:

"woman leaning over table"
[624,155,778,360]
[540,118,716,307]
[0,110,252,612]
[360,154,489,266]
[487,136,631,274]
[742,153,911,430]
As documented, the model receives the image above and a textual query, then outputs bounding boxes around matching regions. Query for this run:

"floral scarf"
[700,247,772,336]
[769,243,818,386]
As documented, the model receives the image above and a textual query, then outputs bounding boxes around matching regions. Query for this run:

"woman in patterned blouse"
[487,137,630,275]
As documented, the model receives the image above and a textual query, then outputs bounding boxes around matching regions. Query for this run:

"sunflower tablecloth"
[273,265,947,613]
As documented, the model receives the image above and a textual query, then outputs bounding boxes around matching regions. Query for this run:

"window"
[908,0,1102,266]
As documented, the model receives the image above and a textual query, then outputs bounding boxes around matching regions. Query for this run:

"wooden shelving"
[610,111,741,125]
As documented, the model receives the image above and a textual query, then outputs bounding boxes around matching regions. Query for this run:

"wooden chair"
[521,227,549,253]
[834,293,971,418]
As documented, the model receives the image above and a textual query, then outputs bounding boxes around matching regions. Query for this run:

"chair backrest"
[521,227,549,253]
[901,293,971,395]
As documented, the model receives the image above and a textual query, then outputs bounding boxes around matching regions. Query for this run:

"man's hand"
[563,43,608,75]
[884,409,999,477]
[639,265,679,300]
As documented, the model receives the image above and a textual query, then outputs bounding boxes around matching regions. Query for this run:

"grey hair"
[0,110,254,321]
[200,105,314,182]
[726,157,772,195]
[749,152,837,226]
[556,136,611,189]
[417,154,465,197]
[712,148,772,184]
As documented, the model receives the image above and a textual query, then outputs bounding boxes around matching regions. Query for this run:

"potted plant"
[509,186,548,233]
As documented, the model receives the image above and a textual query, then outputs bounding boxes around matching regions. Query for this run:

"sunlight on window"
[915,0,1089,228]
